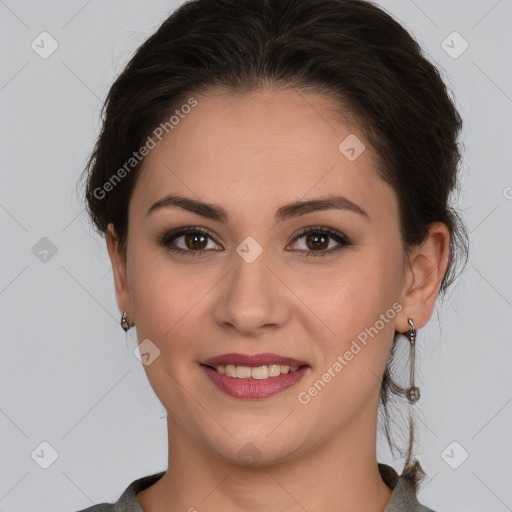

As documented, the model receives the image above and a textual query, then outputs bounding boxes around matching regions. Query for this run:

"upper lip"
[201,352,310,368]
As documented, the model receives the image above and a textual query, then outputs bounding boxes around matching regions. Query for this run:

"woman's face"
[111,87,412,464]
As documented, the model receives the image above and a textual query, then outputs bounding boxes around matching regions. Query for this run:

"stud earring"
[405,318,420,403]
[120,311,131,332]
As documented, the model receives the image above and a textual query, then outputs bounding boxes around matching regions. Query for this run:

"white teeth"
[251,366,269,379]
[268,364,281,377]
[235,365,252,379]
[216,364,300,379]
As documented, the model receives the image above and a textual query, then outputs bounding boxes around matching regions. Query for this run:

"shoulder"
[75,505,113,512]
[385,478,439,512]
[379,463,438,512]
[74,471,166,512]
[392,478,438,511]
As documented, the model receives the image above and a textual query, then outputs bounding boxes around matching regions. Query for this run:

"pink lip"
[201,365,310,399]
[201,352,310,368]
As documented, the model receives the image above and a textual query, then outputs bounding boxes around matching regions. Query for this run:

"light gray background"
[1,0,511,511]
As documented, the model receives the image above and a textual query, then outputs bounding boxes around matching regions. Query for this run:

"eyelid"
[289,225,351,243]
[157,224,352,257]
[286,225,352,254]
[158,226,222,249]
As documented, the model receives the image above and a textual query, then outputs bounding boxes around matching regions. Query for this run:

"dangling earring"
[120,311,131,332]
[405,317,420,403]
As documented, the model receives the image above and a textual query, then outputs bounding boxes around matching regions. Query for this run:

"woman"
[78,0,468,510]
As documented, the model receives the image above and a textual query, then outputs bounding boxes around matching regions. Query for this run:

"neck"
[137,409,394,512]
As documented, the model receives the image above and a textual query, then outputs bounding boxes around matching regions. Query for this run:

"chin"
[206,431,305,469]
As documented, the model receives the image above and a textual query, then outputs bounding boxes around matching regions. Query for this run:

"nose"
[212,246,291,337]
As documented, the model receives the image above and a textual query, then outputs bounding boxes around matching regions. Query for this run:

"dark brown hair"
[81,0,469,491]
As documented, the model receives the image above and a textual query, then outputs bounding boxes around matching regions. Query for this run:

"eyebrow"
[146,193,369,222]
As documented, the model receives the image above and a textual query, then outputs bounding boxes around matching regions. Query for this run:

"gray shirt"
[75,463,436,511]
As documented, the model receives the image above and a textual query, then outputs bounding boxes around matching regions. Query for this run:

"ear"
[396,222,451,333]
[106,223,131,316]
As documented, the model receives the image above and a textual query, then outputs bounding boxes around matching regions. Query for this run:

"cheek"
[309,246,403,392]
[310,248,403,336]
[127,246,216,369]
[124,210,189,332]
[127,259,208,412]
[131,268,198,335]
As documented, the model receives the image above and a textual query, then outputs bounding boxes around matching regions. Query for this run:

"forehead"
[131,87,397,224]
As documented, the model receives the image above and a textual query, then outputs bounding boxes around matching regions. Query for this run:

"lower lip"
[201,365,310,399]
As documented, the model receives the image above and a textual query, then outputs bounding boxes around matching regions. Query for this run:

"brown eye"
[183,232,208,250]
[289,226,352,258]
[157,225,352,259]
[157,227,221,257]
[304,233,330,251]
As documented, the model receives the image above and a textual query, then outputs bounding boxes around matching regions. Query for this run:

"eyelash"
[157,225,352,258]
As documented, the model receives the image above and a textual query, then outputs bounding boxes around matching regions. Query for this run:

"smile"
[209,364,301,379]
[200,364,310,399]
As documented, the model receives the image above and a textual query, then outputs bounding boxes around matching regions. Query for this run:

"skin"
[106,87,450,512]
